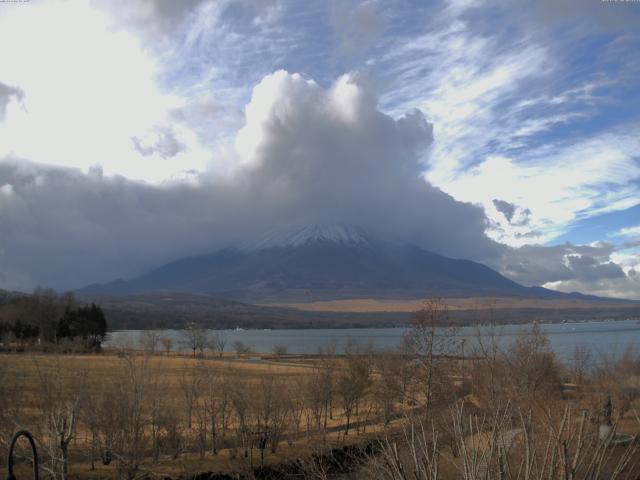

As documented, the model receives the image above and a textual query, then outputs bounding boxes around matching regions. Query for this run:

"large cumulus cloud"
[498,242,625,286]
[495,241,640,300]
[0,71,500,291]
[230,72,499,257]
[544,271,640,301]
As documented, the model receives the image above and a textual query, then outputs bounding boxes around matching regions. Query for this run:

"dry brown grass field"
[3,308,640,480]
[269,297,636,313]
[0,349,419,479]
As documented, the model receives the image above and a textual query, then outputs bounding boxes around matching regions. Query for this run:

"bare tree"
[372,402,640,480]
[253,373,291,466]
[147,372,164,464]
[232,340,252,357]
[571,343,592,384]
[592,345,640,420]
[194,387,209,459]
[179,361,204,429]
[0,354,23,454]
[504,323,561,405]
[338,351,372,435]
[213,368,234,452]
[160,335,174,356]
[469,321,508,407]
[304,367,326,434]
[110,353,151,480]
[82,382,107,471]
[373,351,405,426]
[404,299,457,413]
[35,359,85,480]
[208,332,228,358]
[272,344,288,356]
[203,365,220,454]
[229,380,252,459]
[180,324,209,358]
[318,344,337,431]
[85,375,121,470]
[287,374,307,442]
[155,396,184,460]
[139,330,162,354]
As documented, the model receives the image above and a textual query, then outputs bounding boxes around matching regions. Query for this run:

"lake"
[105,318,640,362]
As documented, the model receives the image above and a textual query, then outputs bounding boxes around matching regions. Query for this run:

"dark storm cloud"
[1,69,632,295]
[497,242,626,287]
[493,199,516,223]
[0,71,501,291]
[493,199,531,226]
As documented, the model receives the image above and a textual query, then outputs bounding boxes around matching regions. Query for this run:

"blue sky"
[0,0,638,298]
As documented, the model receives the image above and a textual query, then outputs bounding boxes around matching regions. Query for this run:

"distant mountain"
[0,288,27,305]
[79,224,598,303]
[77,291,411,330]
[79,291,640,331]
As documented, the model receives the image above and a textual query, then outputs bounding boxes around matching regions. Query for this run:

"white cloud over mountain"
[0,71,498,291]
[0,0,638,299]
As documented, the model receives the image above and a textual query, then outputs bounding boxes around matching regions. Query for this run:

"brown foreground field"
[3,304,640,480]
[1,348,419,479]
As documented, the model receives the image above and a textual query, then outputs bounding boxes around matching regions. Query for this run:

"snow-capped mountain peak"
[80,222,570,303]
[237,224,372,251]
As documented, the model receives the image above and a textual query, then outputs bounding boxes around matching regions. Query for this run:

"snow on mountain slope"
[236,223,372,251]
[78,223,590,302]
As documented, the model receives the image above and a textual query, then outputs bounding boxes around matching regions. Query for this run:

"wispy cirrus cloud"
[614,225,640,239]
[362,1,640,252]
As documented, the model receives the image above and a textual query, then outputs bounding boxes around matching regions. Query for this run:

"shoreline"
[105,313,640,333]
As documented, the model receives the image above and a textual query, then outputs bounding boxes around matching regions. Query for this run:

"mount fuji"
[78,224,584,302]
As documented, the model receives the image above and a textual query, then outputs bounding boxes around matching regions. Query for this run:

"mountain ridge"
[78,224,609,303]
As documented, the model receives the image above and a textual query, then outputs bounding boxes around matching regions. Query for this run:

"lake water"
[106,318,640,362]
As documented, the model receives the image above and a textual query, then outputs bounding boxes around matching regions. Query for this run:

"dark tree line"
[56,303,107,348]
[0,288,107,350]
